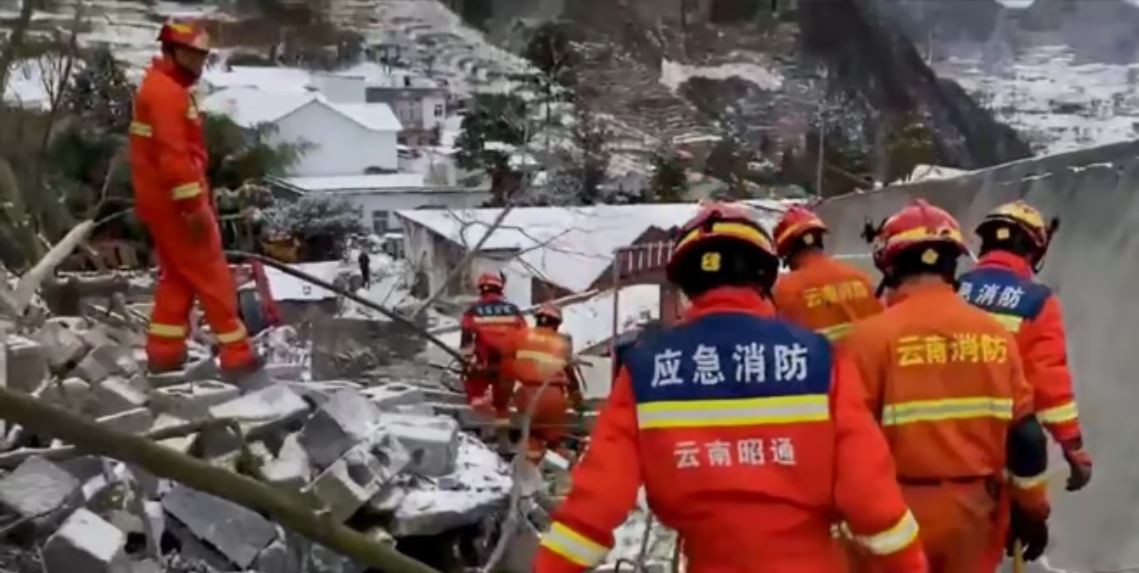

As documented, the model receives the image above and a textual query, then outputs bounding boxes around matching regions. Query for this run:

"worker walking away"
[959,200,1091,492]
[460,272,526,419]
[509,303,584,464]
[358,249,371,288]
[536,202,927,573]
[843,200,1051,573]
[773,205,883,340]
[130,20,262,381]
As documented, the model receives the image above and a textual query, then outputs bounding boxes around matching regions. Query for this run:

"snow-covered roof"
[279,174,428,192]
[202,66,314,93]
[397,204,783,293]
[333,62,441,90]
[905,164,972,184]
[265,261,342,302]
[201,87,402,132]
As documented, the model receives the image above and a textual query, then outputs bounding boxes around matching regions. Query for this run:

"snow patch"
[660,59,783,93]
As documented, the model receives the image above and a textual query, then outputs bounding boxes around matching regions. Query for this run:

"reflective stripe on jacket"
[459,293,526,363]
[774,252,884,342]
[512,326,571,385]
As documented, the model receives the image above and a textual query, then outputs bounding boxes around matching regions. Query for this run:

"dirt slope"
[815,140,1139,572]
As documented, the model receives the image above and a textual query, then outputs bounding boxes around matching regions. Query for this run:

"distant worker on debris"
[535,202,927,573]
[129,20,262,380]
[959,200,1091,492]
[772,205,883,340]
[507,303,584,464]
[460,272,526,418]
[843,200,1050,572]
[358,249,371,288]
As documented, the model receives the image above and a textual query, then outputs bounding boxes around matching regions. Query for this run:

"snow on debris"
[264,261,342,302]
[201,66,315,93]
[200,87,316,127]
[2,60,51,110]
[280,173,427,193]
[660,58,784,93]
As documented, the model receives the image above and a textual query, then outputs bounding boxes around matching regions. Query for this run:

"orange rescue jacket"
[536,287,925,573]
[842,282,1048,515]
[511,325,572,386]
[460,293,526,364]
[958,251,1082,444]
[129,56,210,222]
[773,251,883,341]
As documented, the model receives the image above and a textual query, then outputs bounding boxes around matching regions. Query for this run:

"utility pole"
[815,66,828,196]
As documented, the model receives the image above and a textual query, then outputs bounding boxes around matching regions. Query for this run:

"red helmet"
[158,20,211,53]
[976,200,1051,252]
[476,271,505,292]
[871,199,967,271]
[773,205,828,258]
[666,201,777,283]
[535,303,562,323]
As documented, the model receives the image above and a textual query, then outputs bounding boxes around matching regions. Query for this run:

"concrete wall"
[814,140,1139,572]
[271,101,399,176]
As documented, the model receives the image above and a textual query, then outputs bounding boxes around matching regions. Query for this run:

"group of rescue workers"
[130,18,1091,573]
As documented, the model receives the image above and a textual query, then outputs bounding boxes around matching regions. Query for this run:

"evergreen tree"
[650,151,688,203]
[67,47,133,133]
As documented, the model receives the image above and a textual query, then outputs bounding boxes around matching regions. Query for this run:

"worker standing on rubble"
[842,200,1051,572]
[130,20,261,379]
[959,201,1091,492]
[535,202,927,573]
[460,272,526,419]
[508,303,584,463]
[772,205,883,340]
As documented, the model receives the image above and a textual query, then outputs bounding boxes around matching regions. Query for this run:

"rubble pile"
[0,316,514,573]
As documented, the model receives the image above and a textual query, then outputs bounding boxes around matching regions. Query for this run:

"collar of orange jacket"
[887,279,957,307]
[976,250,1034,280]
[153,55,198,88]
[684,287,775,320]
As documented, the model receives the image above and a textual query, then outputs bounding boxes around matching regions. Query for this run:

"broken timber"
[0,385,441,573]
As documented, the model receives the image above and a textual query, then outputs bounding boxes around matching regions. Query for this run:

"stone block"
[6,335,47,393]
[0,456,81,528]
[153,381,240,419]
[419,387,469,405]
[151,414,195,455]
[299,389,380,469]
[93,376,149,416]
[287,380,365,407]
[72,344,135,384]
[96,408,155,434]
[362,384,425,412]
[34,377,91,411]
[265,362,304,382]
[42,508,129,573]
[35,320,90,372]
[382,414,460,477]
[304,445,387,523]
[162,484,277,569]
[366,483,408,515]
[261,434,310,491]
[429,402,485,428]
[369,429,412,480]
[254,538,300,573]
[207,384,309,439]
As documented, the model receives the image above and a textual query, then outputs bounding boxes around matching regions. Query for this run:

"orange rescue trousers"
[145,209,257,373]
[512,383,570,462]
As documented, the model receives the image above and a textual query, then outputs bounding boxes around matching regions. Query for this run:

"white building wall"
[335,190,492,235]
[399,218,529,305]
[271,102,398,176]
[313,74,366,103]
[421,94,446,131]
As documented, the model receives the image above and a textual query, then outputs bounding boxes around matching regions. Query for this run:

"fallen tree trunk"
[0,386,440,573]
[13,220,96,315]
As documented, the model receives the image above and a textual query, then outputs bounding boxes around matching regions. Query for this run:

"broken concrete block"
[34,377,91,410]
[429,402,485,428]
[287,380,365,407]
[0,456,81,528]
[394,403,435,416]
[151,413,195,454]
[362,384,425,412]
[299,389,381,469]
[369,429,412,480]
[6,335,47,393]
[382,414,461,477]
[265,362,304,382]
[420,387,469,405]
[208,384,309,440]
[261,434,310,491]
[153,381,240,419]
[43,508,129,573]
[93,376,149,416]
[96,408,155,435]
[36,320,90,372]
[304,444,387,523]
[162,484,277,569]
[366,483,408,515]
[254,537,300,573]
[72,344,133,384]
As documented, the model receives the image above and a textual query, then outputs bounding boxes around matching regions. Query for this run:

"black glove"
[1062,439,1093,492]
[1006,504,1049,562]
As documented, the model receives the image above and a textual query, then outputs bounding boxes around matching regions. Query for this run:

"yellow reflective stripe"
[171,182,203,200]
[855,510,919,555]
[1038,401,1078,424]
[539,522,607,567]
[676,222,773,253]
[129,121,153,137]
[636,394,829,429]
[819,322,851,341]
[516,349,565,367]
[149,323,186,338]
[881,396,1013,427]
[1009,470,1049,490]
[988,312,1023,333]
[216,326,247,344]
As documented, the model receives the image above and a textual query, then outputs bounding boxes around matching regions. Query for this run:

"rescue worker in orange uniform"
[536,202,927,573]
[958,201,1092,492]
[459,272,526,417]
[843,200,1051,573]
[773,205,884,340]
[130,21,261,378]
[509,303,585,463]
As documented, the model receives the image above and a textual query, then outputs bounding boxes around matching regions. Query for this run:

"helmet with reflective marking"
[535,303,563,326]
[158,20,211,53]
[773,205,828,258]
[870,199,968,272]
[476,271,505,293]
[666,201,779,294]
[976,200,1056,264]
